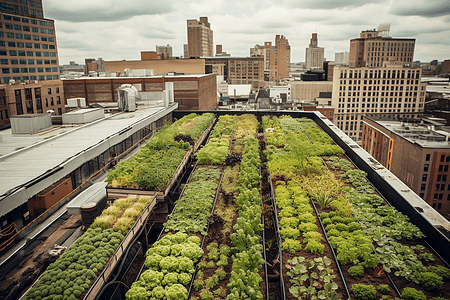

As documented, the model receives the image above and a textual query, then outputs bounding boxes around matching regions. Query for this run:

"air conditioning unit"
[24,80,30,84]
[35,80,39,83]
[10,79,16,85]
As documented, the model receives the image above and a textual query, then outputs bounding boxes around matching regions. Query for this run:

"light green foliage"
[416,271,443,290]
[351,284,376,300]
[108,113,214,190]
[428,265,450,279]
[348,265,364,278]
[280,227,300,240]
[281,239,302,254]
[401,287,427,300]
[165,166,221,235]
[377,284,390,294]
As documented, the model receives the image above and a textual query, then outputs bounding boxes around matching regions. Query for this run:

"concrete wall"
[10,113,52,134]
[291,81,332,101]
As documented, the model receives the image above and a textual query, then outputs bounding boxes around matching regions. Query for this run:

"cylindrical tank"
[81,202,98,226]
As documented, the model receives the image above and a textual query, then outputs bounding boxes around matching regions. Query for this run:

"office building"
[362,117,450,215]
[305,33,324,70]
[156,44,172,58]
[0,0,64,121]
[349,25,415,68]
[335,51,349,65]
[183,44,188,58]
[250,35,291,82]
[331,61,426,141]
[205,56,264,90]
[187,17,213,57]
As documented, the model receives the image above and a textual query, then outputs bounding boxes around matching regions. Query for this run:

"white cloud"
[46,0,450,64]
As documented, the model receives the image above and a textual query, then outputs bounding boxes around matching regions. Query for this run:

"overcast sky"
[43,0,450,65]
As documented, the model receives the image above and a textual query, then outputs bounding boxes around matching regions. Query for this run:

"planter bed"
[107,113,215,195]
[21,195,158,300]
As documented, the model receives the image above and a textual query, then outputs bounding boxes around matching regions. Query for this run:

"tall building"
[331,61,426,141]
[156,44,172,58]
[305,33,324,69]
[349,25,415,68]
[0,0,64,120]
[362,117,450,215]
[187,17,213,58]
[335,51,349,65]
[250,35,290,82]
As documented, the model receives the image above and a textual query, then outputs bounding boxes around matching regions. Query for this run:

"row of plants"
[263,115,343,300]
[325,157,450,299]
[107,112,215,190]
[191,114,264,300]
[22,197,154,300]
[285,118,450,299]
[126,114,238,300]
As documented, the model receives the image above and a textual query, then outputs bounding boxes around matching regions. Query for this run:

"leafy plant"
[348,265,364,278]
[377,284,390,294]
[401,287,427,300]
[351,284,376,300]
[416,271,443,290]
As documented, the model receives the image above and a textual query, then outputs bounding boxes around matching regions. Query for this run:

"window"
[29,67,35,72]
[37,67,43,72]
[446,165,449,172]
[48,88,51,94]
[21,67,27,73]
[439,165,443,172]
[32,27,38,32]
[25,42,32,48]
[42,44,48,49]
[24,34,31,40]
[35,51,41,57]
[424,164,429,172]
[46,75,52,80]
[34,43,40,49]
[420,184,426,191]
[45,67,50,72]
[52,67,57,72]
[2,68,10,74]
[33,35,39,41]
[36,59,42,64]
[8,42,16,47]
[26,51,33,56]
[56,87,59,93]
[420,193,424,199]
[437,203,442,210]
[53,74,58,80]
[441,155,445,162]
[426,154,431,161]
[40,28,45,33]
[422,174,427,181]
[17,42,24,48]
[7,32,14,38]
[10,50,17,56]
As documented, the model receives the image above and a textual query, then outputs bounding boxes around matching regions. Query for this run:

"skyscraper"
[305,33,325,70]
[187,17,213,57]
[0,0,64,120]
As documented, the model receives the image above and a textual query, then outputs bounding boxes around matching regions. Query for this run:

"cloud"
[44,0,174,22]
[389,0,450,17]
[286,0,387,10]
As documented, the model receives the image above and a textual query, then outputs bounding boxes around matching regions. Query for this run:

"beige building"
[156,44,172,58]
[187,17,213,57]
[250,35,291,82]
[305,33,324,69]
[104,58,205,76]
[349,29,415,68]
[331,61,426,141]
[205,56,264,90]
[0,0,64,121]
[291,81,333,101]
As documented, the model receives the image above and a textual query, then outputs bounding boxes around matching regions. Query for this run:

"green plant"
[428,265,450,278]
[348,265,364,278]
[401,287,426,300]
[377,284,390,294]
[351,284,376,300]
[281,239,302,254]
[416,271,443,290]
[213,286,227,297]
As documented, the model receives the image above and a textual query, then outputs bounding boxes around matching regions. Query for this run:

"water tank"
[80,202,98,226]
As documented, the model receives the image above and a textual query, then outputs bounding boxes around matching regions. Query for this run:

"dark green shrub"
[416,271,443,290]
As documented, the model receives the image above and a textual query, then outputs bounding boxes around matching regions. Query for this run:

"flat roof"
[0,104,177,216]
[372,120,450,148]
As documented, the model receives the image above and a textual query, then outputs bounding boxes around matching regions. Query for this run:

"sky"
[43,0,450,65]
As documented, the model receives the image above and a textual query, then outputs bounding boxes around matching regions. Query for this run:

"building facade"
[250,35,291,82]
[349,29,415,68]
[0,0,64,122]
[205,56,264,90]
[362,118,450,215]
[156,44,172,58]
[331,61,426,141]
[63,74,217,111]
[104,58,205,76]
[187,17,213,57]
[305,33,324,70]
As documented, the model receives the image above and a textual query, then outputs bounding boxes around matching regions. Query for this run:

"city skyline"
[44,0,450,65]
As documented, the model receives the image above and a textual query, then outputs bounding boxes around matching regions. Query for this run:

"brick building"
[63,74,217,111]
[104,58,205,76]
[362,117,450,215]
[187,17,213,57]
[0,0,64,124]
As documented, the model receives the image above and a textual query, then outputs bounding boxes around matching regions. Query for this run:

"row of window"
[368,41,414,47]
[4,1,43,8]
[340,79,420,86]
[0,31,55,42]
[0,4,43,17]
[2,67,58,73]
[337,108,417,114]
[1,58,57,64]
[3,23,53,34]
[0,41,55,50]
[2,74,58,82]
[340,69,420,79]
[340,97,420,103]
[0,50,56,57]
